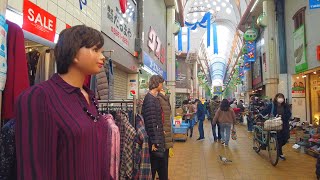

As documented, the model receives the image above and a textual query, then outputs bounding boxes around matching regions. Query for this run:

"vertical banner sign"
[294,25,308,73]
[244,41,256,62]
[0,15,8,90]
[23,0,57,42]
[309,0,320,9]
[213,23,218,54]
[178,29,182,51]
[239,65,244,80]
[127,74,138,99]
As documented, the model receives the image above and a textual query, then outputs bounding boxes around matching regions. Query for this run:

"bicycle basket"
[263,117,283,131]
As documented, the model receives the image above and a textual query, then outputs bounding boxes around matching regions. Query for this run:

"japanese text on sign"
[79,0,87,10]
[147,26,165,64]
[107,6,132,38]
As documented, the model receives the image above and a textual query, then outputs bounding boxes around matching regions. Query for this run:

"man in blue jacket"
[195,99,206,140]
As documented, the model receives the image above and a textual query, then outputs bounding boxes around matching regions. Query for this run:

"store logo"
[79,0,87,10]
[147,26,166,64]
[119,0,127,14]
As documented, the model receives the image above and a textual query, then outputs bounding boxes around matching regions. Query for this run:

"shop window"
[292,7,306,30]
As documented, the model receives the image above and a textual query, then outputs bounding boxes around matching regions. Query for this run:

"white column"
[263,0,279,98]
[166,7,176,113]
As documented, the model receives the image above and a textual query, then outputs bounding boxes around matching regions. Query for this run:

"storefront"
[139,0,167,100]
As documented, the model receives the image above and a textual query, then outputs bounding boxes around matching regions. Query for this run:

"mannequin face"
[73,46,105,75]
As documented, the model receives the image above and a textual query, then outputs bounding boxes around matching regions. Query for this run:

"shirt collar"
[51,73,94,97]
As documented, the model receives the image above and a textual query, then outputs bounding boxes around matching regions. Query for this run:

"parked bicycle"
[252,113,280,166]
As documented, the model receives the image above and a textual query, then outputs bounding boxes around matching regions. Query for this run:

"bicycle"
[252,114,279,166]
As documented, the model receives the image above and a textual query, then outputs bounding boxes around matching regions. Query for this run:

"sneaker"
[224,143,229,147]
[196,137,201,140]
[279,155,286,160]
[221,141,225,144]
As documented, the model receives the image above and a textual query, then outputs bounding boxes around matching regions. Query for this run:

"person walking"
[157,88,173,180]
[209,96,221,141]
[237,100,245,123]
[142,75,167,180]
[195,99,206,140]
[261,93,291,160]
[212,99,236,146]
[182,100,195,138]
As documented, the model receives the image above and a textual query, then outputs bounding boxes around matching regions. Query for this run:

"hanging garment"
[96,67,109,100]
[0,119,16,180]
[15,74,110,179]
[133,114,152,180]
[26,50,40,86]
[115,113,136,180]
[34,49,55,84]
[103,114,120,180]
[2,20,30,120]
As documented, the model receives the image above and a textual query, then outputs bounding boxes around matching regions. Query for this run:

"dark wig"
[220,99,230,111]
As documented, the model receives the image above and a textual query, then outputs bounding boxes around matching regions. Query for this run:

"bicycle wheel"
[252,129,261,153]
[268,132,279,166]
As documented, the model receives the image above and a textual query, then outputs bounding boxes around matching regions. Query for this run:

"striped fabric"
[15,73,110,180]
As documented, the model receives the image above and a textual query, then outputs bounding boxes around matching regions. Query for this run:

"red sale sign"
[22,0,57,42]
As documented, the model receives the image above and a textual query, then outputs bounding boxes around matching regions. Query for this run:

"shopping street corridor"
[168,120,316,180]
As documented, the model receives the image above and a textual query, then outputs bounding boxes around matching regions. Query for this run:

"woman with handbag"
[142,75,167,180]
[212,99,236,146]
[261,93,292,160]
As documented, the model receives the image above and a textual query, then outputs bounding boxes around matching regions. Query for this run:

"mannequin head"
[55,25,105,75]
[148,75,164,92]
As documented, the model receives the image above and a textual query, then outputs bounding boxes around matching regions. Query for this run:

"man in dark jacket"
[142,75,167,180]
[195,99,205,140]
[209,96,221,141]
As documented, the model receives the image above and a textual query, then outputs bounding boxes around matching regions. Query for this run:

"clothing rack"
[98,95,136,125]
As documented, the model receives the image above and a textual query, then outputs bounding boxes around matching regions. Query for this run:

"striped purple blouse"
[15,73,110,180]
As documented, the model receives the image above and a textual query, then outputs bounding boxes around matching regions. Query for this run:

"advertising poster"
[293,25,308,73]
[291,75,305,98]
[244,41,256,62]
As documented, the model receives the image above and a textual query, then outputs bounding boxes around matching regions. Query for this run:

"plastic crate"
[173,127,188,134]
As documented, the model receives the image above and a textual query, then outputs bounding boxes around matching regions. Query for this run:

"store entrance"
[24,39,55,86]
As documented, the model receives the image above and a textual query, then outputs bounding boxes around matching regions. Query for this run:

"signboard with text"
[22,0,56,42]
[294,25,308,73]
[101,0,137,55]
[143,52,167,80]
[309,0,320,9]
[147,26,166,64]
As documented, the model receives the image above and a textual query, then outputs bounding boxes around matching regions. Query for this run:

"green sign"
[244,29,258,41]
[294,25,308,73]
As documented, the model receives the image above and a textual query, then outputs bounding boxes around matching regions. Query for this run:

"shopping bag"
[169,148,174,158]
[231,126,237,140]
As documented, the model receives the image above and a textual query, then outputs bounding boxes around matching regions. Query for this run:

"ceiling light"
[226,0,230,2]
[226,7,231,14]
[129,5,132,9]
[193,12,198,17]
[302,75,307,78]
[201,12,205,16]
[216,6,221,11]
[194,2,198,5]
[127,2,130,5]
[205,0,208,2]
[217,0,221,2]
[128,18,131,22]
[200,1,203,5]
[122,14,127,18]
[222,2,227,7]
[212,2,217,5]
[313,71,317,74]
[207,4,211,8]
[126,9,130,13]
[210,9,214,13]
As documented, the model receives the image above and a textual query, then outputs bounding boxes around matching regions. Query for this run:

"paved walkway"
[168,120,317,180]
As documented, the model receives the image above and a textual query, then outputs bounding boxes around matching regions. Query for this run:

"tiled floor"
[168,120,317,180]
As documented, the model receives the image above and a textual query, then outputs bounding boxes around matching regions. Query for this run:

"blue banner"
[185,12,211,48]
[187,27,190,52]
[178,29,182,51]
[310,0,320,9]
[207,13,211,47]
[239,65,244,80]
[213,23,218,54]
[244,41,256,62]
[143,52,167,80]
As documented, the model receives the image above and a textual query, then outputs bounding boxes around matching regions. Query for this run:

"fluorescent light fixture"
[314,71,317,74]
[207,4,211,8]
[193,12,198,17]
[194,2,198,5]
[122,14,127,18]
[250,0,260,12]
[200,1,203,5]
[302,75,307,78]
[216,6,221,11]
[222,2,227,7]
[213,2,217,5]
[142,66,157,75]
[128,18,132,22]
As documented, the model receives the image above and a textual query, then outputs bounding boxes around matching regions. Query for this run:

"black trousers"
[151,149,169,180]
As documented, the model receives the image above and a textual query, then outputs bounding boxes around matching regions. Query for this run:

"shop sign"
[143,52,167,80]
[101,0,137,55]
[309,0,320,9]
[244,29,258,41]
[213,86,222,95]
[127,74,138,99]
[79,0,87,10]
[22,0,56,42]
[147,26,166,64]
[293,25,308,73]
[292,76,305,98]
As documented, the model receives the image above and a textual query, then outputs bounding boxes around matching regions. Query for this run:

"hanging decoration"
[213,23,218,54]
[178,29,182,51]
[185,12,212,48]
[244,40,256,62]
[187,27,190,52]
